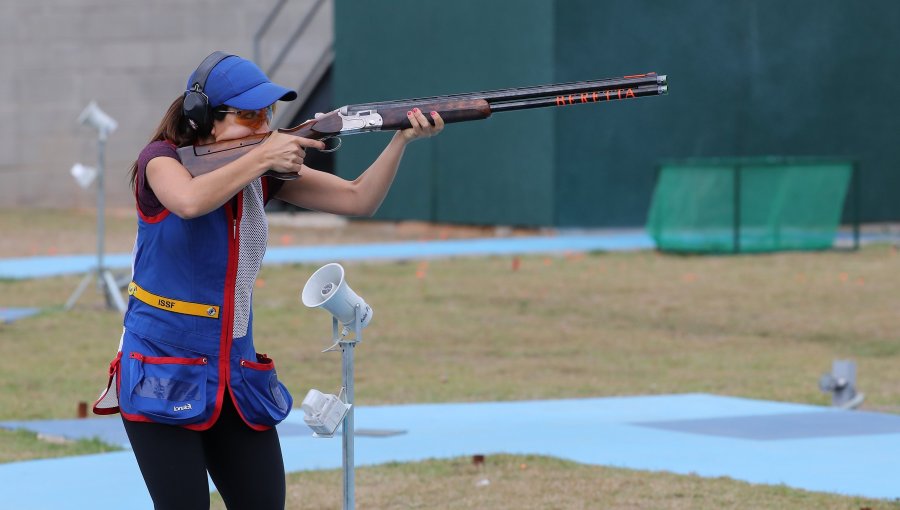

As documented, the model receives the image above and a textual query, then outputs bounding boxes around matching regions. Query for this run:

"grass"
[215,455,899,510]
[0,428,120,463]
[2,208,899,507]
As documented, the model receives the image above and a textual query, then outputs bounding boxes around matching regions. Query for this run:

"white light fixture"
[70,163,98,189]
[66,100,125,313]
[77,100,118,139]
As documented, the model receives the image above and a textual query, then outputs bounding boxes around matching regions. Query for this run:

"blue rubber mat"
[2,394,899,509]
[0,417,316,448]
[635,410,900,440]
[0,233,653,280]
[0,417,401,448]
[0,229,891,281]
[0,307,41,323]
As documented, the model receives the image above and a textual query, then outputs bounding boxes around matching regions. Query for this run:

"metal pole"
[97,134,106,277]
[339,305,361,510]
[66,129,114,311]
[65,273,94,310]
[341,339,355,510]
[66,104,125,312]
[97,130,126,312]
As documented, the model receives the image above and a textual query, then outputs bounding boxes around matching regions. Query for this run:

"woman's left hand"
[397,108,444,143]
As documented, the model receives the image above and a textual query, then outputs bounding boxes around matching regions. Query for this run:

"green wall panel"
[555,0,900,226]
[336,0,900,227]
[334,0,556,225]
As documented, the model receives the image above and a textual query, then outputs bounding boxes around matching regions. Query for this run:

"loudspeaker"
[78,100,118,136]
[70,163,98,189]
[301,263,372,330]
[183,51,232,133]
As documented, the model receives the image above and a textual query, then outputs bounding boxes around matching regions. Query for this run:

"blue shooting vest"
[105,177,292,431]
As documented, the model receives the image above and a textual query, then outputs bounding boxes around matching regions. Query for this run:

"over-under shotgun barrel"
[373,74,667,130]
[348,73,666,112]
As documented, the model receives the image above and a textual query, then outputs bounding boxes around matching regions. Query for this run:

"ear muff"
[183,51,232,134]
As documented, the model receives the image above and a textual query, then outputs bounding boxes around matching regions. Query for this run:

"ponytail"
[127,95,197,189]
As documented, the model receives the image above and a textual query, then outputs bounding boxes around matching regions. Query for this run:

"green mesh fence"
[647,158,857,253]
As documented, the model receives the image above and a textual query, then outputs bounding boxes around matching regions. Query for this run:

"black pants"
[122,393,286,510]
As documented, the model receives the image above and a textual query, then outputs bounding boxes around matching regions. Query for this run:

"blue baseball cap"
[187,55,297,110]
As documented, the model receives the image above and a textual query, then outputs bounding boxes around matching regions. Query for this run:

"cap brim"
[223,82,298,110]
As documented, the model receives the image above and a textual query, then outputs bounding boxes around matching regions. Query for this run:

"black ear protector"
[183,51,233,133]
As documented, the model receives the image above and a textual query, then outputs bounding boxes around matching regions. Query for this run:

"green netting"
[646,158,854,253]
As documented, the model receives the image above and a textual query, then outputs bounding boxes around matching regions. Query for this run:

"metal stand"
[65,130,126,313]
[819,359,865,409]
[323,305,362,510]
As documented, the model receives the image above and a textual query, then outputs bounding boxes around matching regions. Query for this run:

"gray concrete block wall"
[0,0,332,209]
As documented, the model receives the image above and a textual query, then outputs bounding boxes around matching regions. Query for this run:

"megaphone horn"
[301,263,372,330]
[77,100,118,136]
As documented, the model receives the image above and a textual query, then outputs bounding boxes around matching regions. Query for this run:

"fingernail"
[413,108,419,113]
[430,111,437,116]
[407,111,412,116]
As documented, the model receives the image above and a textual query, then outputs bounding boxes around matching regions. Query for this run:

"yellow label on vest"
[128,281,220,319]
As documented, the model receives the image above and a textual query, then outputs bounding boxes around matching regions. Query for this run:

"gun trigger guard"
[317,136,342,153]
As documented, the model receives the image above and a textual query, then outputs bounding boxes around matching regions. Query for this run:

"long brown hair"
[128,95,226,189]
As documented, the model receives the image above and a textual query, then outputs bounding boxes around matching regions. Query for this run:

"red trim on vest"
[227,388,272,431]
[218,190,271,432]
[122,186,277,431]
[129,352,208,365]
[240,354,274,371]
[120,410,157,423]
[183,193,242,432]
[133,175,169,224]
[91,351,123,415]
[137,205,170,224]
[230,353,276,430]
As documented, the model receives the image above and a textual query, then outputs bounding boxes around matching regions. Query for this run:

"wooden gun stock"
[176,112,343,179]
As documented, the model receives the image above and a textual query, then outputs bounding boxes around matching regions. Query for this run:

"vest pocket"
[231,354,293,427]
[123,352,208,424]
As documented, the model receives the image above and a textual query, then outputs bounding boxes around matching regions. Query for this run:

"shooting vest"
[93,175,292,431]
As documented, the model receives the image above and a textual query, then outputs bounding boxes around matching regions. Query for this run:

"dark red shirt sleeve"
[136,141,286,213]
[135,140,179,218]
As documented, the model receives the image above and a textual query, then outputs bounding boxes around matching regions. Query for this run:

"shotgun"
[178,72,668,179]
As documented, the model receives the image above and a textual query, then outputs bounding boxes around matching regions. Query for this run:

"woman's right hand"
[256,132,327,176]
